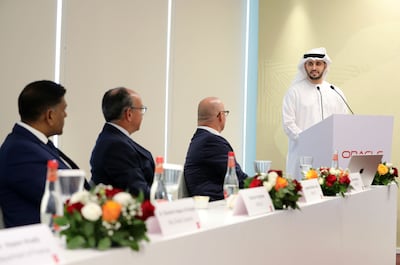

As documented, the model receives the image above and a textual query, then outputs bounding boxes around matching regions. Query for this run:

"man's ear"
[124,107,132,122]
[45,108,55,126]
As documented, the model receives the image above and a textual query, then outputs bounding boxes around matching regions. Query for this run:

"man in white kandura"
[282,47,349,179]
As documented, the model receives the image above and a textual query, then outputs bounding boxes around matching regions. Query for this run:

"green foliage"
[53,185,151,251]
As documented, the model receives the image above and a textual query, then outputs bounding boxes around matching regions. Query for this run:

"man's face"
[130,94,144,133]
[50,97,67,135]
[304,60,326,81]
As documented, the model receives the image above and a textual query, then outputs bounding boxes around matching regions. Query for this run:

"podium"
[294,114,394,178]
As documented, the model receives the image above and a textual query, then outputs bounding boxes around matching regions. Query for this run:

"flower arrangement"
[244,170,302,210]
[372,162,398,185]
[54,184,154,251]
[304,167,351,197]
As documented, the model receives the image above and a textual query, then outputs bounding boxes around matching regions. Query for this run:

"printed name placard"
[233,187,274,216]
[0,223,63,265]
[349,172,364,193]
[300,179,324,203]
[147,198,200,236]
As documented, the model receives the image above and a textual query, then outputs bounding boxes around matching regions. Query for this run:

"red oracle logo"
[341,150,384,158]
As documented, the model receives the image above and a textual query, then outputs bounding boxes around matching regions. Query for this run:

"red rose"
[393,167,398,177]
[293,179,302,192]
[105,187,124,198]
[66,202,84,214]
[325,175,337,186]
[137,200,155,221]
[339,175,350,185]
[249,178,263,188]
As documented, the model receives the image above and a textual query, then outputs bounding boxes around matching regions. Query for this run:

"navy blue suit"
[0,124,78,228]
[90,123,155,199]
[184,128,248,201]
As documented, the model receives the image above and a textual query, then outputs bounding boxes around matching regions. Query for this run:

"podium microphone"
[316,86,324,120]
[330,85,354,114]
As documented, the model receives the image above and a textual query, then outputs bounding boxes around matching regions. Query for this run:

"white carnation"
[69,190,90,204]
[113,192,133,206]
[81,202,102,221]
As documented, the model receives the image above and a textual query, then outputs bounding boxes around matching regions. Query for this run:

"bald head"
[197,97,227,132]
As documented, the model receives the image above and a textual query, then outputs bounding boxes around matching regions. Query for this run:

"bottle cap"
[228,151,235,157]
[155,156,164,174]
[156,156,164,164]
[47,159,58,169]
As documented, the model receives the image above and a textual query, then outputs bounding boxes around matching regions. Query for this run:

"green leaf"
[129,240,139,251]
[88,236,96,248]
[98,237,112,250]
[54,216,68,226]
[67,235,87,249]
[82,221,96,237]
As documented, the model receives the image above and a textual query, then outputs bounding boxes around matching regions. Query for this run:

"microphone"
[330,85,354,114]
[316,86,324,120]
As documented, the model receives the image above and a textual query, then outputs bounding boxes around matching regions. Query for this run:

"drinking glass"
[299,156,313,174]
[57,169,85,203]
[254,160,272,174]
[163,164,183,201]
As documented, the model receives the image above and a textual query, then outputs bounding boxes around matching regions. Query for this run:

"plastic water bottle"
[331,150,339,169]
[223,151,239,199]
[150,156,169,203]
[40,160,63,232]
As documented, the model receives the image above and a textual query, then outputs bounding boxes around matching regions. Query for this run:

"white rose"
[263,181,273,192]
[69,190,90,204]
[113,192,133,206]
[319,177,324,185]
[329,168,339,176]
[268,171,278,186]
[386,163,393,168]
[81,202,102,221]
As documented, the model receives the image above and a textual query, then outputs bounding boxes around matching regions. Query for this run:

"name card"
[233,187,274,216]
[147,198,200,236]
[300,179,324,203]
[349,172,364,193]
[0,224,63,265]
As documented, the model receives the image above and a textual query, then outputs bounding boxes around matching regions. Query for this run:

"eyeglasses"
[217,110,230,117]
[130,106,147,114]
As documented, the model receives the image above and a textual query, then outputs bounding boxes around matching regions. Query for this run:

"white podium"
[294,114,394,178]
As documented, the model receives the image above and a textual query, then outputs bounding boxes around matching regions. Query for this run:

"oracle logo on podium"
[341,150,384,159]
[295,114,394,179]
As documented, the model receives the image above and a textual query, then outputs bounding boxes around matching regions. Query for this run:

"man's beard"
[307,71,323,80]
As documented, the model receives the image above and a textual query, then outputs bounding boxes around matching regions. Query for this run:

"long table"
[63,185,397,265]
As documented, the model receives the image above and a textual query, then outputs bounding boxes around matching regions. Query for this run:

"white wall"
[0,0,57,140]
[0,0,254,178]
[257,0,400,247]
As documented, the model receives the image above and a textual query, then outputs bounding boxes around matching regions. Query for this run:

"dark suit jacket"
[90,123,155,199]
[0,124,77,228]
[184,128,248,201]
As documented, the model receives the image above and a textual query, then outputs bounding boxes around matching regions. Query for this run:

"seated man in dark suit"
[90,87,155,199]
[184,97,248,201]
[0,80,82,228]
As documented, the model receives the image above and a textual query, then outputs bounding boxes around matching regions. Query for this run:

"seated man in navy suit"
[0,80,82,228]
[90,87,155,199]
[184,97,248,201]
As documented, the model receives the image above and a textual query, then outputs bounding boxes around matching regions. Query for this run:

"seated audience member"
[0,80,82,228]
[90,87,155,199]
[184,97,248,201]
